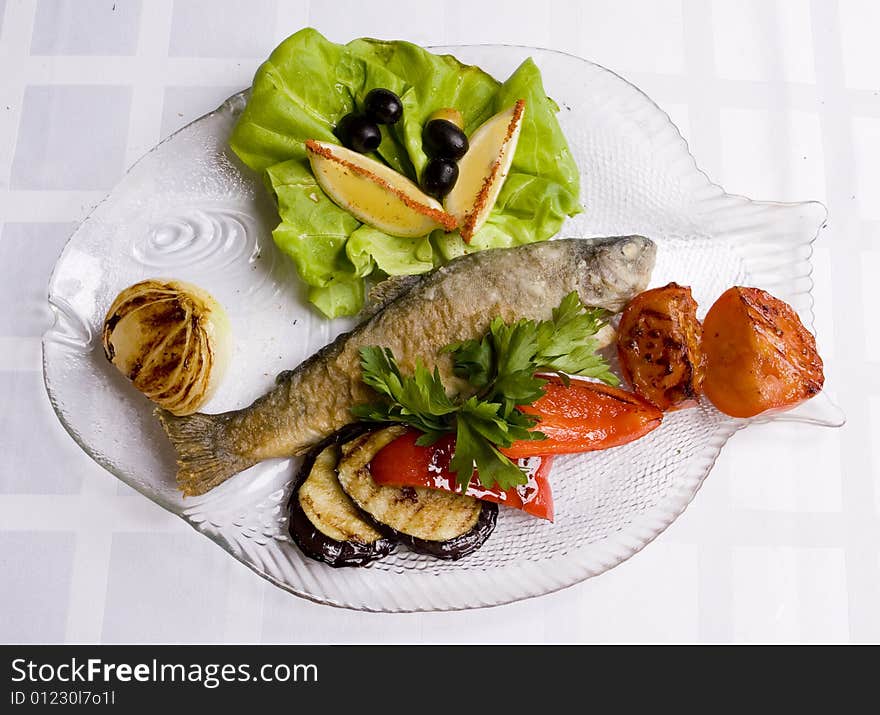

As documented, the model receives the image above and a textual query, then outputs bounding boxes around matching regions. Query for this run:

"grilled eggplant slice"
[337,427,497,560]
[289,436,396,568]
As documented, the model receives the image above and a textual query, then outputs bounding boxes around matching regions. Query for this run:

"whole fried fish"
[159,236,656,495]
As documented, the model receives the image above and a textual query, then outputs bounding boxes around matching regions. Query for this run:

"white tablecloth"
[1,0,876,644]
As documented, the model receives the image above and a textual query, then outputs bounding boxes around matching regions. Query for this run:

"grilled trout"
[159,236,656,495]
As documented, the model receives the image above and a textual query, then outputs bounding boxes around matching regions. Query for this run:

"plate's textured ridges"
[702,196,825,298]
[42,45,842,612]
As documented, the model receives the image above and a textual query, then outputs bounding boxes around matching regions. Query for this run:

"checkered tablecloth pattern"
[1,0,877,643]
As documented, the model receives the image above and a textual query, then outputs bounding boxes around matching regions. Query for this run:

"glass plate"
[42,45,844,612]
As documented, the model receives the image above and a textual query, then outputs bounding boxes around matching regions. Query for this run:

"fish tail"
[156,409,253,496]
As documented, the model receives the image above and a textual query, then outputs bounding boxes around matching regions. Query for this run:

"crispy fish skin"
[159,236,656,496]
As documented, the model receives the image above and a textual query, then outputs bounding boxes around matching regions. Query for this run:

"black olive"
[334,113,381,153]
[428,107,463,129]
[364,88,403,125]
[422,118,468,161]
[421,158,459,200]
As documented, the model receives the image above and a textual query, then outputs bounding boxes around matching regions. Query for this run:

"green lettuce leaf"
[230,29,350,172]
[346,226,434,277]
[308,281,365,319]
[231,28,582,318]
[267,159,361,287]
[432,58,583,258]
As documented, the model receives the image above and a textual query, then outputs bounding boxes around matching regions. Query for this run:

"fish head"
[576,235,657,313]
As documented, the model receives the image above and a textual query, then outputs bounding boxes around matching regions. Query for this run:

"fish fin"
[361,274,422,319]
[156,410,253,496]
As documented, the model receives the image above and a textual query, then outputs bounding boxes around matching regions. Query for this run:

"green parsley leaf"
[447,291,617,404]
[457,397,538,446]
[352,346,456,435]
[449,409,530,491]
[444,334,493,389]
[533,292,619,385]
[485,318,546,414]
[353,293,616,491]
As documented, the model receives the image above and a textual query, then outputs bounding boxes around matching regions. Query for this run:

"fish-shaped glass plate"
[43,45,844,612]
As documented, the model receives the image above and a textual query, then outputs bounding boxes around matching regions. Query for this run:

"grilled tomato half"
[617,283,704,410]
[702,286,824,418]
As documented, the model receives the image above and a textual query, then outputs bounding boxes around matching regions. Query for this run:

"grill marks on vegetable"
[626,311,695,387]
[700,287,824,416]
[102,279,226,417]
[288,429,398,568]
[337,429,484,543]
[740,291,821,393]
[298,446,384,543]
[617,283,824,418]
[288,426,497,566]
[617,283,704,410]
[105,294,196,384]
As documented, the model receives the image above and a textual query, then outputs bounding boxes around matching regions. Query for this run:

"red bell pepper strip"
[502,377,663,459]
[369,430,555,521]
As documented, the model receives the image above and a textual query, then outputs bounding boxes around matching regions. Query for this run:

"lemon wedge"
[443,100,525,243]
[306,140,457,238]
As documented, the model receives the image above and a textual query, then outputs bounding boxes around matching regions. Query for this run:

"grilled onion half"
[102,279,231,416]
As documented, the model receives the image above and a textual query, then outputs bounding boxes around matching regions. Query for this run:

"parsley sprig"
[351,292,616,491]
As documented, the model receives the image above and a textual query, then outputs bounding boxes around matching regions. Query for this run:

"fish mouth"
[576,235,657,311]
[614,235,657,292]
[618,234,655,262]
[612,235,655,272]
[596,234,654,263]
